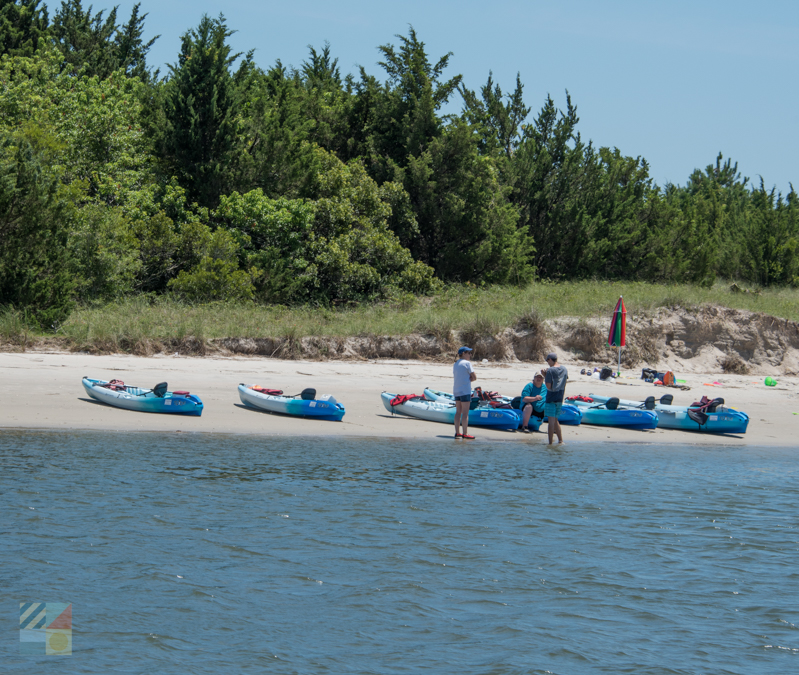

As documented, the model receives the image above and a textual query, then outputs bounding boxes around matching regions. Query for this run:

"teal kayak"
[589,394,748,434]
[382,392,524,430]
[239,384,345,421]
[422,388,580,428]
[566,397,658,430]
[82,377,203,416]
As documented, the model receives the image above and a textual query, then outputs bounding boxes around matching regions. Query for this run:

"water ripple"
[2,430,798,674]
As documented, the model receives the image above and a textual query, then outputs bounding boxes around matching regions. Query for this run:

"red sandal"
[462,434,476,440]
[454,433,462,439]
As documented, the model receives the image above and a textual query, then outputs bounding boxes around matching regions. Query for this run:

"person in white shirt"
[453,346,477,439]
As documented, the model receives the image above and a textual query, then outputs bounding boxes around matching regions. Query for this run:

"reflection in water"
[2,430,798,674]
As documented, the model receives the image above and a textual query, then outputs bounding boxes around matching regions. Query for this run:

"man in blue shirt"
[453,346,477,439]
[519,372,546,432]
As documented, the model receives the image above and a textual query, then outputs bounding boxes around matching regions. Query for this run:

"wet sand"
[1,351,795,445]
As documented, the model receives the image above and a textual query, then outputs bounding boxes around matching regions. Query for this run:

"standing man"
[542,352,568,445]
[519,372,547,432]
[453,346,477,439]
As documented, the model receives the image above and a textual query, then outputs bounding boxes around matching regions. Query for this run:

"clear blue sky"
[119,0,797,191]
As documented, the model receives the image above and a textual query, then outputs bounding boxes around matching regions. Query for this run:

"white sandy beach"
[0,351,796,445]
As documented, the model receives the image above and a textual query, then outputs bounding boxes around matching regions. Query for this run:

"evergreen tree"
[0,0,49,57]
[461,71,530,159]
[0,128,74,327]
[114,2,159,80]
[52,0,118,77]
[156,14,243,208]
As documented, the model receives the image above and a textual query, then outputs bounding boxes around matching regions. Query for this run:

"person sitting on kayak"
[519,372,547,432]
[453,346,477,439]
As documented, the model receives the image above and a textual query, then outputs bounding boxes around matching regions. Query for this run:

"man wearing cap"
[542,352,568,444]
[519,372,547,432]
[453,346,477,439]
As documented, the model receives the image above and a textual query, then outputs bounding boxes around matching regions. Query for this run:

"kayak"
[381,392,524,430]
[82,377,203,416]
[422,388,580,427]
[589,394,749,434]
[239,384,345,421]
[566,397,658,430]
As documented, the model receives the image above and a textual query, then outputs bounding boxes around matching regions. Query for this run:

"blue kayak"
[239,384,345,421]
[382,392,525,430]
[82,377,203,416]
[589,394,748,434]
[422,388,580,428]
[567,397,658,430]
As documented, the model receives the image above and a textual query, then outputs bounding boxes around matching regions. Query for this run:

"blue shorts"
[454,394,471,402]
[544,402,563,419]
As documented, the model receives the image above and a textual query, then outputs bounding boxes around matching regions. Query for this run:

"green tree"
[403,120,533,283]
[0,0,49,57]
[216,148,438,303]
[461,71,530,159]
[156,14,243,208]
[0,128,74,326]
[52,0,118,77]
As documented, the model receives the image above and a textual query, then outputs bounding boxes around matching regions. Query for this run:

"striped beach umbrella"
[608,297,626,374]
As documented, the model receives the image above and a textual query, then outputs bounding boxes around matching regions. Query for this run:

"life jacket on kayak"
[567,395,594,403]
[473,387,501,401]
[390,394,423,406]
[690,396,724,413]
[101,379,126,391]
[252,386,284,396]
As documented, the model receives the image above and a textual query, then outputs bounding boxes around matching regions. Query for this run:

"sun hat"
[457,346,473,355]
[546,352,558,362]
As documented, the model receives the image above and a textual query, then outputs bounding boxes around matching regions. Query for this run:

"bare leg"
[554,418,563,443]
[547,417,555,444]
[459,401,470,437]
[522,404,532,429]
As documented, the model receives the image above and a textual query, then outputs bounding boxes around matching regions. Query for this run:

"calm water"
[2,430,799,674]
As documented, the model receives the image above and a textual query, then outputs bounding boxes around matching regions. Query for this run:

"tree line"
[1,1,796,327]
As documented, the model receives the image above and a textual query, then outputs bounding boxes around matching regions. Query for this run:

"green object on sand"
[765,377,777,386]
[677,379,687,384]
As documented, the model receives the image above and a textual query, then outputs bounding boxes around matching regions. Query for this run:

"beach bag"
[641,367,658,381]
[599,367,613,381]
[663,371,675,386]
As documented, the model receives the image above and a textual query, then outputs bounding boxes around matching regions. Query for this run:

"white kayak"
[381,393,520,430]
[239,384,345,421]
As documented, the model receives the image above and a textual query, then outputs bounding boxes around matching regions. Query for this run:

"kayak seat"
[644,396,656,410]
[605,397,619,411]
[300,388,316,400]
[659,394,674,406]
[153,382,168,398]
[687,409,709,426]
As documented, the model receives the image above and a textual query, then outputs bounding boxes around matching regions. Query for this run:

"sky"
[113,0,797,191]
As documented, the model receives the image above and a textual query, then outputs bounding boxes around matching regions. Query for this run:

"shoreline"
[1,352,795,446]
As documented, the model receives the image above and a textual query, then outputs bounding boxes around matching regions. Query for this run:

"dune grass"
[2,280,798,350]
